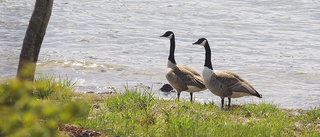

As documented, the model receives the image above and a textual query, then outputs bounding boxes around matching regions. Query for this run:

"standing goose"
[193,38,262,108]
[160,31,206,102]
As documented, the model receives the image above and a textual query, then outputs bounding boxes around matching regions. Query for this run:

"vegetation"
[1,76,319,136]
[78,88,320,137]
[33,75,75,100]
[0,76,90,137]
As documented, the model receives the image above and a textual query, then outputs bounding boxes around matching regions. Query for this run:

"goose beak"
[193,40,201,45]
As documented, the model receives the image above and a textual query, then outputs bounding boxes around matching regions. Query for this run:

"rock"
[160,84,175,92]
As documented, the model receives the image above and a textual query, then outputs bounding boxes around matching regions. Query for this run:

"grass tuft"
[33,75,75,100]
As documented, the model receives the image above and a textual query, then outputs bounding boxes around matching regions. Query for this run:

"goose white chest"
[202,67,223,96]
[202,66,214,84]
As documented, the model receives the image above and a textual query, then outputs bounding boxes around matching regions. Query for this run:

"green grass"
[77,88,320,137]
[2,75,319,136]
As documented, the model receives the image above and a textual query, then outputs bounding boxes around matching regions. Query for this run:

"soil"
[58,124,112,137]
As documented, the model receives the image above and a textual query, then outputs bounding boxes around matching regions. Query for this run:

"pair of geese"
[160,31,262,109]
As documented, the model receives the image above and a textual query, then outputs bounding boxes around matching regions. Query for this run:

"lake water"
[1,0,320,109]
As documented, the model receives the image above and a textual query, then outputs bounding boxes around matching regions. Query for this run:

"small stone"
[97,91,109,94]
[100,69,106,72]
[160,84,175,92]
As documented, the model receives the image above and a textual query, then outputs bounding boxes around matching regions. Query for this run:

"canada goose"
[160,31,206,102]
[193,38,262,108]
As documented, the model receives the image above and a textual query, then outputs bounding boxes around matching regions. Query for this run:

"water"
[1,0,320,109]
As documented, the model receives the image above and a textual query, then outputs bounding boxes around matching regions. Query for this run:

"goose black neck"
[204,42,213,70]
[168,35,176,64]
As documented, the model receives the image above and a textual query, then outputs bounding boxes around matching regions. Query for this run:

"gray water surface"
[1,0,320,109]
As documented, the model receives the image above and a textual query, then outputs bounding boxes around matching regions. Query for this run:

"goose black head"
[193,38,208,46]
[160,31,174,39]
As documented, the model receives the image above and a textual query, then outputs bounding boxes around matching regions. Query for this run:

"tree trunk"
[17,0,53,81]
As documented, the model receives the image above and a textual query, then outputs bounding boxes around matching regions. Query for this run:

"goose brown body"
[204,69,261,99]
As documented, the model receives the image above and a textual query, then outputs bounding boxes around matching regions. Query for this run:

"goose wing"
[181,66,206,89]
[216,71,262,98]
[224,71,257,90]
[182,66,202,77]
[169,65,206,89]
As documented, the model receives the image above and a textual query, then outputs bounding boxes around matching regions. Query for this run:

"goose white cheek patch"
[168,33,173,39]
[200,40,207,46]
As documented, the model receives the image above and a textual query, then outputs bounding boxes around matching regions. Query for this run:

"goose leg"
[177,92,181,101]
[190,93,193,103]
[221,97,224,109]
[228,98,231,108]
